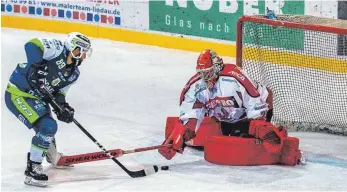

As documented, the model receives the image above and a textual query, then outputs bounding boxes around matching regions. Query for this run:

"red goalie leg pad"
[164,117,180,139]
[204,136,280,166]
[279,137,301,166]
[158,122,186,160]
[248,120,287,153]
[187,117,222,147]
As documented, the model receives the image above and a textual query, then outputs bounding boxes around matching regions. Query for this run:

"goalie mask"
[196,49,224,84]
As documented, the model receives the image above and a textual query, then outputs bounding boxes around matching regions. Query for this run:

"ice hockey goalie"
[158,49,302,166]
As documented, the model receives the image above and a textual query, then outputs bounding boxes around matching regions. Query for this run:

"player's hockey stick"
[56,144,173,166]
[40,85,158,178]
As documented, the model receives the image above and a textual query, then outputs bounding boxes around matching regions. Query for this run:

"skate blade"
[24,176,47,187]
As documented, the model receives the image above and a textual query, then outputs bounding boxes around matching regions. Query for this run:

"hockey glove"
[158,122,196,160]
[28,63,51,101]
[248,120,287,153]
[53,103,75,123]
[29,63,49,89]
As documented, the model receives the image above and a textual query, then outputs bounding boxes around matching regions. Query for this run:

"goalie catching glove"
[158,119,196,160]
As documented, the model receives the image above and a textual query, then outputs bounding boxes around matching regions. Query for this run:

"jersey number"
[56,59,66,69]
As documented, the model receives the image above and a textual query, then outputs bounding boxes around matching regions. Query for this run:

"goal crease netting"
[237,15,347,136]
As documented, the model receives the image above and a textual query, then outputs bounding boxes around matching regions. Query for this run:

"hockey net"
[236,15,347,135]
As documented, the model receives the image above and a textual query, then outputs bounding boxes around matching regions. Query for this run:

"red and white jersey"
[179,64,270,131]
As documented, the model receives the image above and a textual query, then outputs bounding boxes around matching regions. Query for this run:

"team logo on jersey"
[58,72,66,81]
[53,39,62,50]
[229,71,245,81]
[51,78,61,87]
[18,63,27,68]
[18,114,26,124]
[33,101,46,111]
[28,89,43,98]
[15,97,33,116]
[205,97,236,109]
[43,79,54,93]
[68,74,77,82]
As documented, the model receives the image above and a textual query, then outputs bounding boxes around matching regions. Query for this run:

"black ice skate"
[46,139,73,168]
[24,153,48,187]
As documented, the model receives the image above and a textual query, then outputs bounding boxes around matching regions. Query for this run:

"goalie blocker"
[162,117,301,166]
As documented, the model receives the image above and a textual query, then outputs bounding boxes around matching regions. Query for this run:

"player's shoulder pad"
[42,38,64,51]
[219,64,260,97]
[35,38,64,60]
[179,73,201,105]
[28,38,63,51]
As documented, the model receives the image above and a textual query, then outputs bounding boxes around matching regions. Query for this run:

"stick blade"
[129,165,158,178]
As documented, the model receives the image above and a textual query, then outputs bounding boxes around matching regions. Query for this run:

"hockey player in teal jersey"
[4,32,92,187]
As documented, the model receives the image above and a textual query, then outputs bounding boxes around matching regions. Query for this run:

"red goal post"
[236,15,347,135]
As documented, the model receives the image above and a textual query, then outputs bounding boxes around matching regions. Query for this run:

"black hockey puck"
[160,166,169,170]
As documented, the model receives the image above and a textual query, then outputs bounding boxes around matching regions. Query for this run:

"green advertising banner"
[149,0,304,42]
[242,22,305,50]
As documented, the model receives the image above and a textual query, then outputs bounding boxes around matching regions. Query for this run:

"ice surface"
[1,28,347,191]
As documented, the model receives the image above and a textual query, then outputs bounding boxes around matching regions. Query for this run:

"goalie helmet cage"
[236,15,347,136]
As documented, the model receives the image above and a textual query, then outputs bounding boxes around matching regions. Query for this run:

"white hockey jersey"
[179,64,270,131]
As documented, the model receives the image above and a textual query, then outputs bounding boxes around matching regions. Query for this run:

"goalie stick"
[56,144,173,166]
[40,85,158,178]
